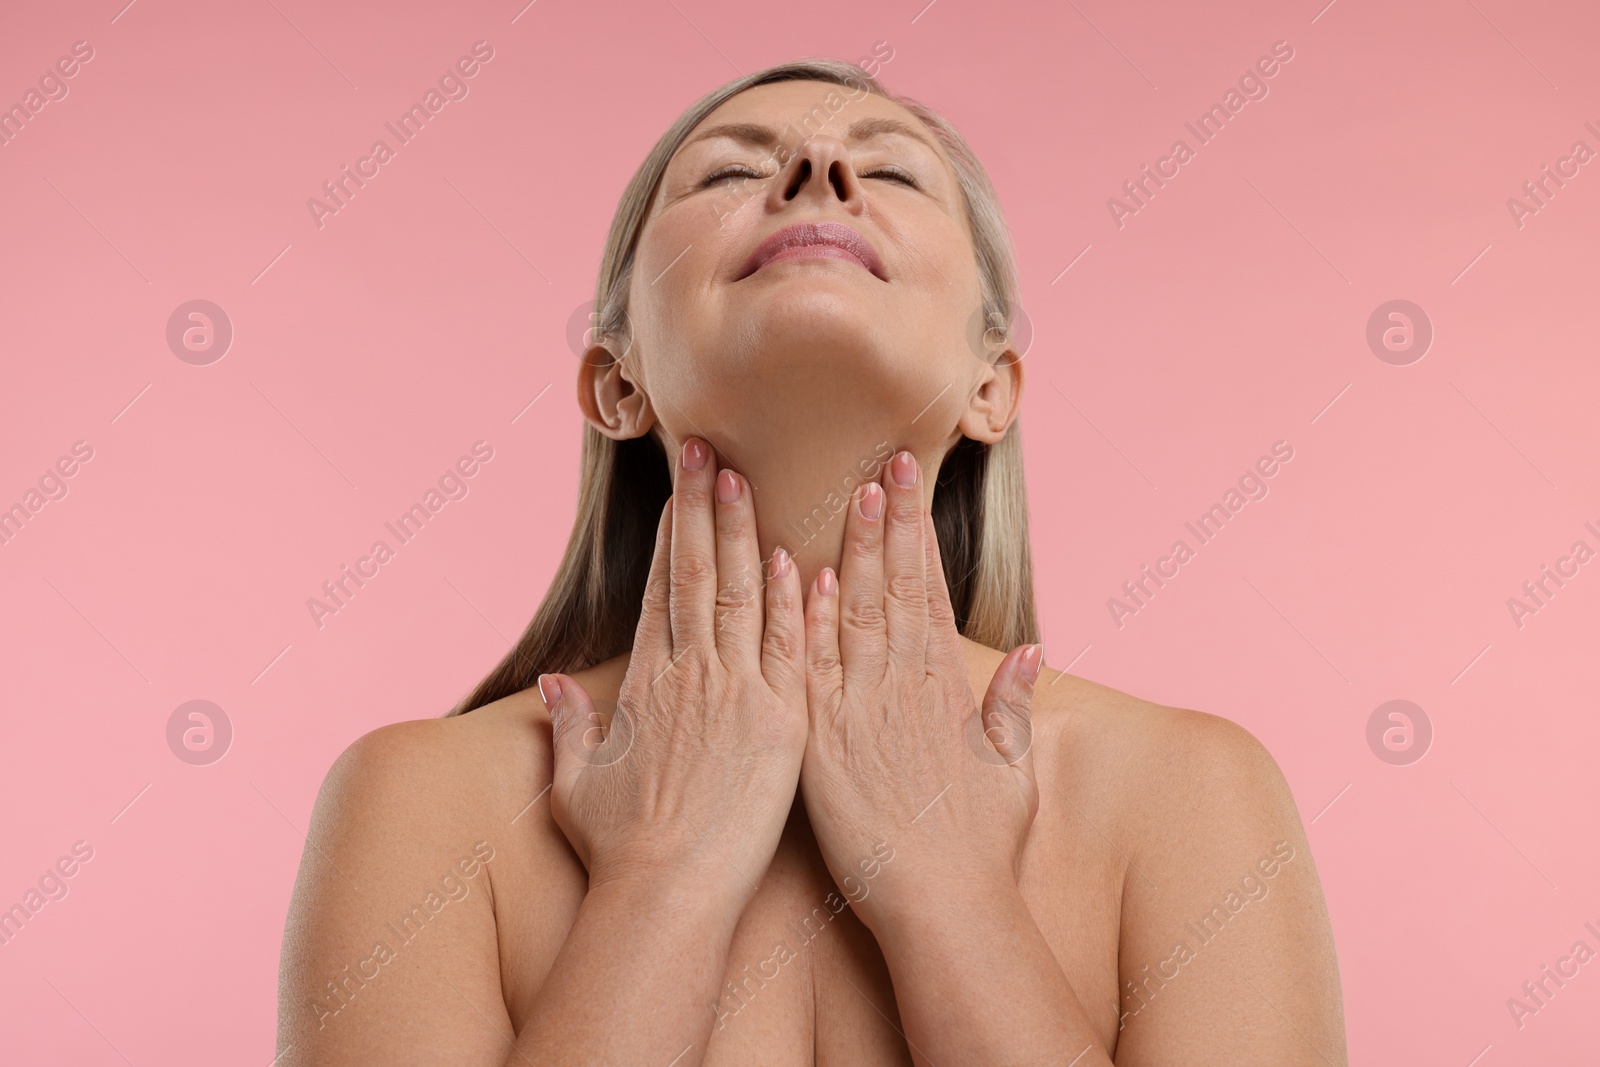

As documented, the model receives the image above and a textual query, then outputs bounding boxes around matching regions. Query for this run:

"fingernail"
[682,438,707,471]
[716,469,741,503]
[859,483,883,521]
[891,450,917,487]
[767,547,790,579]
[817,567,837,597]
[1020,644,1043,685]
[537,673,562,710]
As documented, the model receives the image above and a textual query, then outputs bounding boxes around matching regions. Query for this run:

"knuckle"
[888,500,922,527]
[669,552,715,587]
[807,646,842,677]
[884,571,926,606]
[675,482,713,512]
[763,624,803,665]
[840,598,886,633]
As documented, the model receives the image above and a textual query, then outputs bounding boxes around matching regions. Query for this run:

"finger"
[922,507,963,661]
[803,566,842,723]
[668,437,717,653]
[636,498,675,657]
[880,450,928,671]
[836,479,886,684]
[760,546,805,698]
[541,672,589,803]
[712,468,763,671]
[977,644,1042,774]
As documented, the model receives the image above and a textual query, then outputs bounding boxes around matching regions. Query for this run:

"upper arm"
[1112,710,1347,1066]
[275,719,515,1066]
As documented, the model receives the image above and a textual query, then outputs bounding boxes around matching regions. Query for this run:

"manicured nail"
[891,450,917,487]
[537,673,562,709]
[716,469,741,503]
[859,483,883,521]
[1020,644,1043,685]
[682,438,708,471]
[817,567,837,597]
[767,547,790,579]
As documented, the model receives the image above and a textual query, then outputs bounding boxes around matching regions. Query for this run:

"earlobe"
[577,344,656,441]
[955,350,1024,444]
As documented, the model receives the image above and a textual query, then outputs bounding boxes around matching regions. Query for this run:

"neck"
[696,427,946,595]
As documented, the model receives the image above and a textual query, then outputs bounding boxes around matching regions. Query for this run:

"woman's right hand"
[539,436,808,908]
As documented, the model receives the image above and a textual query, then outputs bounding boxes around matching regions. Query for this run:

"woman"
[276,58,1347,1065]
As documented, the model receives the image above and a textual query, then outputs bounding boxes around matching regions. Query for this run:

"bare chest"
[499,798,1125,1066]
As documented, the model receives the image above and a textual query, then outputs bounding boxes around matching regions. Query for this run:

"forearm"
[871,882,1112,1067]
[504,872,745,1066]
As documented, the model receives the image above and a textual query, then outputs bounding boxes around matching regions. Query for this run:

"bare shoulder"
[275,684,565,1061]
[1031,668,1347,1064]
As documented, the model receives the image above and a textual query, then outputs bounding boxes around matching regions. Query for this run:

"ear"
[955,347,1024,444]
[577,340,656,441]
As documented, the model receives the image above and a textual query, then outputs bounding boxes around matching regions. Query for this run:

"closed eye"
[700,163,920,189]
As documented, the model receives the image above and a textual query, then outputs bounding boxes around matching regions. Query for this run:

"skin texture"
[275,80,1347,1065]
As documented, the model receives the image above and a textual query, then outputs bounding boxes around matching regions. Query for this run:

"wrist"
[586,858,752,929]
[863,868,1027,948]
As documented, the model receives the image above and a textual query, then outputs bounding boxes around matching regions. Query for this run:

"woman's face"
[608,79,1009,460]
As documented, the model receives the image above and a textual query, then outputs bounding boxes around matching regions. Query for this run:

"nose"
[766,134,866,214]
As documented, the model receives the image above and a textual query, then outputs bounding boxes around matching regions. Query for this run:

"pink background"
[2,0,1597,1061]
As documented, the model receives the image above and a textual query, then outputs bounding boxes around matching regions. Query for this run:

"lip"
[736,221,887,281]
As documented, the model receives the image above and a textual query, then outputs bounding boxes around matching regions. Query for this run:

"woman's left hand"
[799,448,1045,937]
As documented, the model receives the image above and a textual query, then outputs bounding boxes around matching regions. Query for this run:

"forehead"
[676,79,949,164]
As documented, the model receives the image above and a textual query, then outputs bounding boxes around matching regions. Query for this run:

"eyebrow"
[683,116,941,157]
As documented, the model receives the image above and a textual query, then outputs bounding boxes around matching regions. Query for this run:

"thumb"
[539,672,595,797]
[978,644,1043,772]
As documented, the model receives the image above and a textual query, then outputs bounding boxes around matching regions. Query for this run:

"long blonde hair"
[448,58,1037,716]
